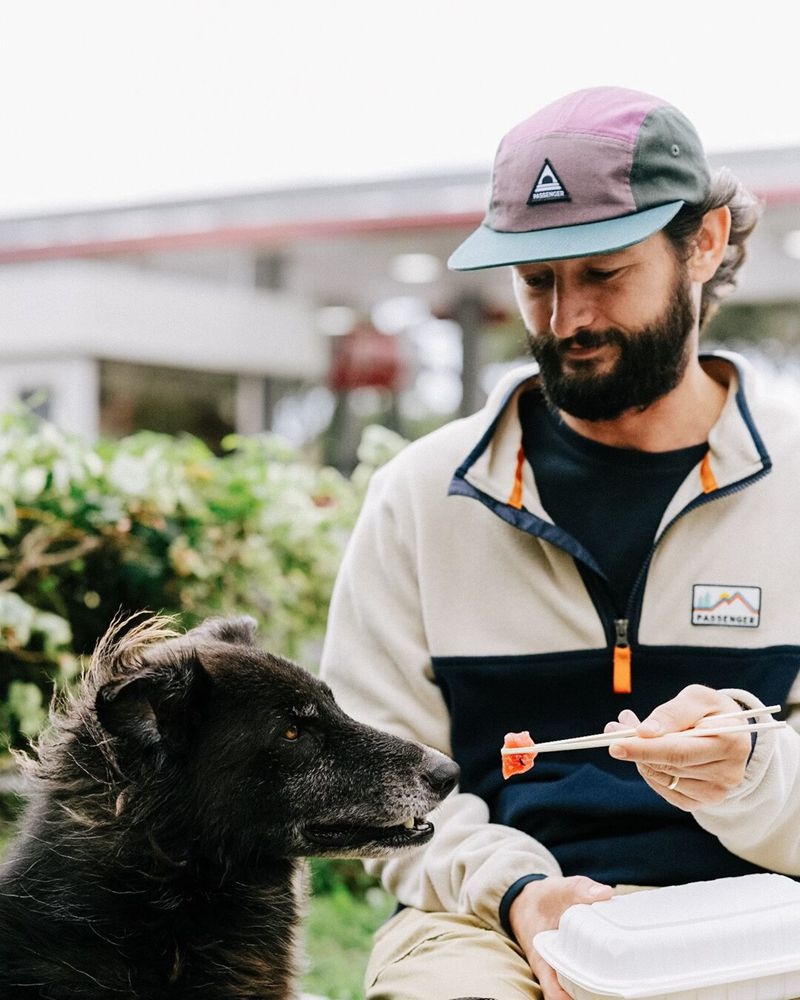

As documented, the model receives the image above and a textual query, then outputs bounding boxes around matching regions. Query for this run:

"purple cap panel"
[489,134,639,232]
[507,86,668,146]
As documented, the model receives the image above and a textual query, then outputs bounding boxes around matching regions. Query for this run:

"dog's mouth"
[304,815,434,850]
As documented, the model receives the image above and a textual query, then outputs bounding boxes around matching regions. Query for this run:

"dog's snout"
[422,754,460,798]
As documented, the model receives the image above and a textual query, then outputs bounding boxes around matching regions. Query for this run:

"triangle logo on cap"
[527,159,570,205]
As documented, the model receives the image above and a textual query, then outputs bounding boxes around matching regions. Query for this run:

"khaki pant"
[364,888,659,1000]
[364,907,543,1000]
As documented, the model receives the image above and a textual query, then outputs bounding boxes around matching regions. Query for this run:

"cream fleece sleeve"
[694,686,800,875]
[319,465,562,932]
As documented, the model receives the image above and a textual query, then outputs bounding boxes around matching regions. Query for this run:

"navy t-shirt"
[519,391,708,612]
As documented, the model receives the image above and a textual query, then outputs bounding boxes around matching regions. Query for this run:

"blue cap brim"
[447,201,685,271]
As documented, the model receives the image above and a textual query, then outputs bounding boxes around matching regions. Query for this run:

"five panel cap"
[448,86,711,270]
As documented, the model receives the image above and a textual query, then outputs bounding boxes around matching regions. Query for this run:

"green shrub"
[0,407,407,757]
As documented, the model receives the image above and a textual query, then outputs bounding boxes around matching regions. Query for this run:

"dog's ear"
[183,615,258,647]
[95,649,205,753]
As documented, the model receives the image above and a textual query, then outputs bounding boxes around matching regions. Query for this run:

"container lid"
[534,874,800,1000]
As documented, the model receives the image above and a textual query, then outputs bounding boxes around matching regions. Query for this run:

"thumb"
[637,684,719,737]
[559,876,613,910]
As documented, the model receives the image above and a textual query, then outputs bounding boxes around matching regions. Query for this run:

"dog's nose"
[423,754,460,797]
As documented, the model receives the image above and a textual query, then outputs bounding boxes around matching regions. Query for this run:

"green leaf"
[7,681,46,740]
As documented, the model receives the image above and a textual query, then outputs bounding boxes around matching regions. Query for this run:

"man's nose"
[549,285,595,340]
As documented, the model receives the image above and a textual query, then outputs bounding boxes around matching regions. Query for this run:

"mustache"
[537,328,624,354]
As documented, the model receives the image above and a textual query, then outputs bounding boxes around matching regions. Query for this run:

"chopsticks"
[501,705,786,756]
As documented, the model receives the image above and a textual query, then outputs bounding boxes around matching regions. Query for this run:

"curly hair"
[662,168,763,329]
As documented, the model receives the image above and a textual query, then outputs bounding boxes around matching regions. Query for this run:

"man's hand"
[605,684,752,810]
[508,876,613,999]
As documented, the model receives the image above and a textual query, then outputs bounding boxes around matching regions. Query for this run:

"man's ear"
[183,615,258,647]
[95,650,205,753]
[687,205,731,283]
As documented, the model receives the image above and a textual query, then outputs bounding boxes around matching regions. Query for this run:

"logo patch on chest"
[691,584,761,628]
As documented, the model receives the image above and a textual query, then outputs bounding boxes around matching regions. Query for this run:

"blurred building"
[0,261,319,446]
[1,148,799,459]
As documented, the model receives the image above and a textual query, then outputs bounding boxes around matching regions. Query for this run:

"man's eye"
[587,268,620,282]
[524,274,552,290]
[283,724,300,742]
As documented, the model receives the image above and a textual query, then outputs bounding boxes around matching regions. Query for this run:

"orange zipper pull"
[613,619,632,694]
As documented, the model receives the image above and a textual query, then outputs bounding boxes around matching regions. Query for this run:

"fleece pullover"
[320,351,800,935]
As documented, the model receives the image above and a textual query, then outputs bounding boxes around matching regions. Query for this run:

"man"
[320,87,800,1000]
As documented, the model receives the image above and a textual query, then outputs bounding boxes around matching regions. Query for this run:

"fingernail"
[609,745,627,759]
[589,885,609,898]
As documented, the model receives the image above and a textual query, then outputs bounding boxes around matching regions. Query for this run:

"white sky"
[4,0,800,218]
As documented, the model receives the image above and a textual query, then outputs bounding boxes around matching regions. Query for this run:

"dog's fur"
[0,614,459,999]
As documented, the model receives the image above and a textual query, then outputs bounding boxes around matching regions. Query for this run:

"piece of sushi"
[502,730,537,779]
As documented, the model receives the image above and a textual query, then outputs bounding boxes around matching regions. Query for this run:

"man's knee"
[366,907,540,1000]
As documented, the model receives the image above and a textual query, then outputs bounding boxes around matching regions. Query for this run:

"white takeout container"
[534,873,800,1000]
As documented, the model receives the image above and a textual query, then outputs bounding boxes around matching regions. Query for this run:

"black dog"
[0,614,459,999]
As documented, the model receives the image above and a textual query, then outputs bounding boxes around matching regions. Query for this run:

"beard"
[526,268,696,422]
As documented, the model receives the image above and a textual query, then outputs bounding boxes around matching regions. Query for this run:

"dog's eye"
[283,724,300,742]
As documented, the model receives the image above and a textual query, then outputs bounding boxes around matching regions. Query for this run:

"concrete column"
[235,374,268,434]
[453,294,487,418]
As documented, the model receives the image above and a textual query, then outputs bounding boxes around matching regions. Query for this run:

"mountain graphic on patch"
[691,584,761,627]
[527,159,570,205]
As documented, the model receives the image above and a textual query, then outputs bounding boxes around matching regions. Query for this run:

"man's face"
[512,233,697,422]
